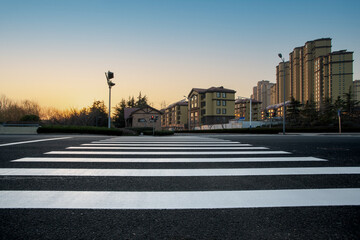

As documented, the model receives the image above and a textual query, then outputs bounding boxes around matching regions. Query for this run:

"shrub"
[37,125,126,135]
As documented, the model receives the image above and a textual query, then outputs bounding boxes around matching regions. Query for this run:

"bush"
[20,114,40,122]
[37,125,126,135]
[143,130,174,136]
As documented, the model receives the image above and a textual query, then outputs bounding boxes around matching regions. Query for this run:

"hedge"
[37,125,133,135]
[175,127,360,134]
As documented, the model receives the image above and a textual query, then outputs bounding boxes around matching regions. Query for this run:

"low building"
[235,98,262,121]
[124,105,162,130]
[187,86,236,129]
[161,100,188,130]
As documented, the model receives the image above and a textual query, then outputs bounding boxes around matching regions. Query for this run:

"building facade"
[253,80,275,110]
[276,61,290,104]
[235,98,262,121]
[277,38,353,107]
[188,86,236,129]
[161,100,188,130]
[124,106,162,130]
[354,80,360,104]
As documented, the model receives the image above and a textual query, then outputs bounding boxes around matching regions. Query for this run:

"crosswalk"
[1,135,360,209]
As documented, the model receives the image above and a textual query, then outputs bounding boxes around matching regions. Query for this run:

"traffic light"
[107,71,114,79]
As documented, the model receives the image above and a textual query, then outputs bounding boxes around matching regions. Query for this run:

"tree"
[88,101,108,127]
[301,100,317,126]
[113,92,150,128]
[287,97,302,126]
[318,97,335,126]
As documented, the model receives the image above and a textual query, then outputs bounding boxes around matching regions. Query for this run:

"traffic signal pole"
[105,71,115,129]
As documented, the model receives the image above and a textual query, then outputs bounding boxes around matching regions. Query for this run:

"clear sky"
[1,0,359,110]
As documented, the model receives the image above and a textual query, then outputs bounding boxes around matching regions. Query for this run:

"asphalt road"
[0,133,359,240]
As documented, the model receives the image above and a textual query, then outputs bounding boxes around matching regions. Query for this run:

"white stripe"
[12,156,327,163]
[1,189,359,209]
[67,146,268,150]
[0,167,358,177]
[86,143,246,146]
[0,137,72,147]
[94,141,233,144]
[45,151,290,155]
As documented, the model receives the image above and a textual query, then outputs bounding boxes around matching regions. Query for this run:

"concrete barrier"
[0,125,38,134]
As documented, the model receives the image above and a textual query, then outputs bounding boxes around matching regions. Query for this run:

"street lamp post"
[105,71,115,129]
[278,53,286,135]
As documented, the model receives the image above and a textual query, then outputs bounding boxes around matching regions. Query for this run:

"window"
[222,92,226,98]
[216,92,221,98]
[222,108,227,114]
[216,108,221,114]
[222,100,226,106]
[138,118,146,122]
[216,100,221,106]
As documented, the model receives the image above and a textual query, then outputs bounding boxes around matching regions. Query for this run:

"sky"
[1,0,360,111]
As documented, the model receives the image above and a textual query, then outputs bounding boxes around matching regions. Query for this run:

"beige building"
[161,100,188,130]
[253,80,275,110]
[354,80,360,104]
[235,98,262,121]
[187,86,236,129]
[278,38,353,107]
[270,84,277,105]
[124,106,162,130]
[276,61,290,103]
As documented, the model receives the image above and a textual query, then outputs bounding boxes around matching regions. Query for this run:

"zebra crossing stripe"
[11,156,327,163]
[1,167,359,177]
[44,151,290,155]
[85,143,248,146]
[1,188,359,209]
[66,146,268,150]
[93,141,233,144]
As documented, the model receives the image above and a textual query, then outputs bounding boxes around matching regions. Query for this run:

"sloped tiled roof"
[188,86,236,97]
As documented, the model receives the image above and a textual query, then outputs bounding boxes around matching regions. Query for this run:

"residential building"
[252,86,257,100]
[235,98,262,121]
[354,80,360,104]
[276,61,290,103]
[124,105,162,130]
[187,86,236,129]
[254,80,275,110]
[270,84,277,105]
[161,100,188,130]
[279,38,353,107]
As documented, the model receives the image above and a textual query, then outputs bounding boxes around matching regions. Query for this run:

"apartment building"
[161,100,188,130]
[235,98,262,121]
[277,38,353,107]
[253,80,275,110]
[354,80,360,103]
[270,84,277,105]
[187,86,236,129]
[276,61,290,103]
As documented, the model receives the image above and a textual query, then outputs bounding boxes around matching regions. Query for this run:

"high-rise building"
[315,50,353,106]
[354,80,360,104]
[276,61,290,103]
[302,38,332,103]
[278,38,353,106]
[252,86,258,100]
[270,84,277,105]
[255,80,275,110]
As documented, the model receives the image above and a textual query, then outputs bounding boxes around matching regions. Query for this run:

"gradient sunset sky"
[1,0,359,110]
